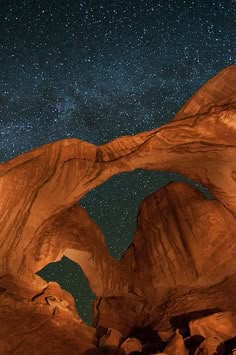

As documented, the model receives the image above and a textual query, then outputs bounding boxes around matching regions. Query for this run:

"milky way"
[0,0,235,324]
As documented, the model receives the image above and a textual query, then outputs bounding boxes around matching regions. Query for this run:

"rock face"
[189,312,236,342]
[128,182,236,291]
[0,65,236,353]
[0,279,97,354]
[163,329,188,355]
[193,337,225,355]
[93,182,236,335]
[98,328,123,348]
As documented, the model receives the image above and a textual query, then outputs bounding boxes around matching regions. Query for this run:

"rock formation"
[0,65,236,354]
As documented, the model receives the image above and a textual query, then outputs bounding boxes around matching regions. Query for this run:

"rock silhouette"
[0,65,236,354]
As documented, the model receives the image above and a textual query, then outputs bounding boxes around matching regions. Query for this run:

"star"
[0,0,235,324]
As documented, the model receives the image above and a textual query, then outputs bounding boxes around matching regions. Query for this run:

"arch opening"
[37,256,95,325]
[37,170,213,325]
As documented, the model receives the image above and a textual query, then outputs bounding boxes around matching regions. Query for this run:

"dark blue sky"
[0,0,235,324]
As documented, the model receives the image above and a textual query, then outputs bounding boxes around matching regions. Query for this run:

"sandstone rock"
[0,282,97,354]
[193,337,225,355]
[94,182,236,333]
[163,329,188,355]
[189,312,236,342]
[99,327,123,348]
[0,66,235,291]
[0,65,236,352]
[120,337,142,354]
[131,182,236,293]
[173,64,236,122]
[93,293,149,336]
[157,328,175,342]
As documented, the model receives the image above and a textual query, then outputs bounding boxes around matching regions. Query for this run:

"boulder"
[120,337,142,354]
[163,329,188,355]
[158,328,175,342]
[193,337,225,355]
[99,327,123,348]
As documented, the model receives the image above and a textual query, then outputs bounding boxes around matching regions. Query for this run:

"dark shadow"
[185,335,205,355]
[128,325,165,354]
[224,336,236,354]
[216,342,227,355]
[96,326,108,344]
[82,346,125,354]
[170,308,222,338]
[141,344,162,355]
[186,339,226,355]
[83,348,145,355]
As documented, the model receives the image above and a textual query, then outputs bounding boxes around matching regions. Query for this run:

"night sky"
[0,0,235,324]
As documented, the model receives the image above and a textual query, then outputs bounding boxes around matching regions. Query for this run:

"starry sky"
[0,0,235,324]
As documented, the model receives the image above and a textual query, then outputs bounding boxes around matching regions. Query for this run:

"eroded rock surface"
[0,280,97,354]
[99,328,123,348]
[127,182,236,292]
[163,329,188,355]
[0,65,236,353]
[93,182,236,334]
[193,337,225,355]
[189,312,236,342]
[119,337,142,354]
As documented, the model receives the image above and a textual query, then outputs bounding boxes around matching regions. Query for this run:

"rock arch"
[0,65,236,353]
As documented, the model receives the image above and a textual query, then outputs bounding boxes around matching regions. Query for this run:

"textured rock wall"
[0,66,236,288]
[0,65,235,353]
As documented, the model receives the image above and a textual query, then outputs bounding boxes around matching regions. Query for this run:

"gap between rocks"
[37,170,212,326]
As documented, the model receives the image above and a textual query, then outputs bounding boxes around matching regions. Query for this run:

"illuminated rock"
[0,65,235,353]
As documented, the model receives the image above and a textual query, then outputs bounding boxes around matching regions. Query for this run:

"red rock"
[120,337,142,354]
[189,312,236,342]
[131,182,236,293]
[0,281,97,354]
[193,337,225,355]
[173,65,236,122]
[157,328,175,342]
[0,65,235,352]
[99,328,123,348]
[0,65,235,287]
[163,329,188,355]
[94,183,236,333]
